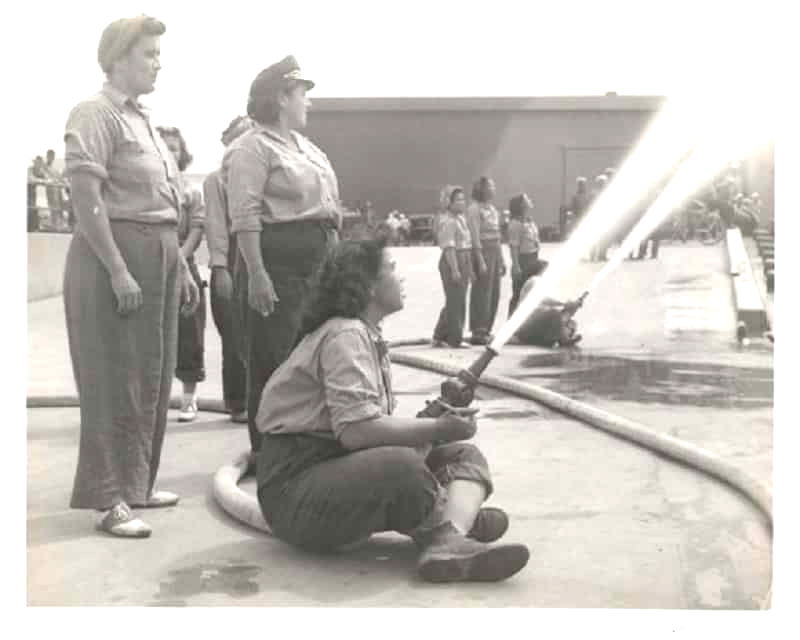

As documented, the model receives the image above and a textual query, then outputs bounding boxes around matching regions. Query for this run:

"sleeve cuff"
[64,161,109,182]
[331,400,383,438]
[231,218,263,233]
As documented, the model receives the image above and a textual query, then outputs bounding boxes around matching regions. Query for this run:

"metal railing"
[27,178,74,233]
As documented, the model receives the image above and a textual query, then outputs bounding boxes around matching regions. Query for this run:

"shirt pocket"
[269,156,318,204]
[113,134,160,188]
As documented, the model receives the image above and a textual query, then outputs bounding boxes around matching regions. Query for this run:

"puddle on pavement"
[153,561,262,603]
[518,352,773,409]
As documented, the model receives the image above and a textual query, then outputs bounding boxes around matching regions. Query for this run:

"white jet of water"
[490,97,704,350]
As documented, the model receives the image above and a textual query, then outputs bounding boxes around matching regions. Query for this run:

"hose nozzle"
[417,347,498,418]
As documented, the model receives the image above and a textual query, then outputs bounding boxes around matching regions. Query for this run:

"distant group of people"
[683,170,763,240]
[61,14,531,585]
[431,178,581,349]
[563,167,659,261]
[27,149,73,232]
[562,162,765,261]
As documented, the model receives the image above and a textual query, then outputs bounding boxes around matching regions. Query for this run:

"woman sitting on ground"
[512,276,583,348]
[254,235,530,583]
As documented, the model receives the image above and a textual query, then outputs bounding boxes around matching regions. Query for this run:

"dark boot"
[467,507,509,543]
[416,521,529,583]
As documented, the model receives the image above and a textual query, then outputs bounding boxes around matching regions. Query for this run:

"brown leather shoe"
[417,522,529,583]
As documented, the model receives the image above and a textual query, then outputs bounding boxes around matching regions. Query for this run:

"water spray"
[416,290,589,416]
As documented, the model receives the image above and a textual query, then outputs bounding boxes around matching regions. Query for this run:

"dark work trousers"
[256,433,493,553]
[432,250,472,346]
[508,252,548,318]
[239,221,338,453]
[635,235,660,260]
[175,257,207,384]
[209,235,247,413]
[469,239,503,340]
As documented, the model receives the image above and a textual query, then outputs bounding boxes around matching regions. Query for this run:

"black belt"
[266,218,336,231]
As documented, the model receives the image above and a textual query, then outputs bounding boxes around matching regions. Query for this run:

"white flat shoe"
[178,398,198,422]
[96,503,152,538]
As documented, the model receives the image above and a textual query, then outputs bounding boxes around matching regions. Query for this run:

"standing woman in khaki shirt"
[62,16,198,538]
[431,186,473,348]
[224,56,341,457]
[466,176,506,345]
[158,126,207,423]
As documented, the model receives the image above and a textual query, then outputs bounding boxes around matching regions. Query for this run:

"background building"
[305,95,774,229]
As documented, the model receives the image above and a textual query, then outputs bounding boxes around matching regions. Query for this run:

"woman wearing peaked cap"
[62,15,199,538]
[223,55,341,458]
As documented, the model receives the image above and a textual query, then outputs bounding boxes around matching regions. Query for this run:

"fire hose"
[26,339,773,606]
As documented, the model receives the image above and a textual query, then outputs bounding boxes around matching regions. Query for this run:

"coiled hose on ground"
[26,339,772,606]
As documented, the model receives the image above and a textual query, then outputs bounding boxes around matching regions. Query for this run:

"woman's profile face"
[284,85,311,130]
[450,191,466,213]
[522,195,534,219]
[485,179,496,201]
[116,35,161,95]
[162,134,182,166]
[373,250,405,316]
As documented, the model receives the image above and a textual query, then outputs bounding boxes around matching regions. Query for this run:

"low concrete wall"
[726,228,769,333]
[27,234,213,303]
[28,233,72,302]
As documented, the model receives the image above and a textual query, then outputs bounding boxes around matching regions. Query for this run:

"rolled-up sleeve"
[63,101,114,182]
[227,145,270,233]
[203,172,230,268]
[320,330,384,439]
[185,185,205,229]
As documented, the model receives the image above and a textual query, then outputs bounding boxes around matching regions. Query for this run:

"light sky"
[20,0,785,173]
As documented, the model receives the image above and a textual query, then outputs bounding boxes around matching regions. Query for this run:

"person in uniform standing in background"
[588,173,609,261]
[224,56,341,458]
[158,126,207,423]
[566,176,589,238]
[62,15,198,537]
[507,193,546,317]
[204,115,254,424]
[431,186,473,348]
[466,176,505,345]
[44,149,65,230]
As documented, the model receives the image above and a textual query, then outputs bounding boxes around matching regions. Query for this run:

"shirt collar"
[358,317,388,358]
[255,123,297,148]
[102,82,147,112]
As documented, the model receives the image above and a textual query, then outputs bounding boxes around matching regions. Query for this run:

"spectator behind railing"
[27,155,72,233]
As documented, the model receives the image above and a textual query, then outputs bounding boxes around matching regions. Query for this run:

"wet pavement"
[515,351,773,409]
[27,241,774,608]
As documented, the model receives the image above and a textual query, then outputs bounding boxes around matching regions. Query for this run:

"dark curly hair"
[471,176,494,203]
[156,126,193,171]
[508,193,531,220]
[297,235,388,340]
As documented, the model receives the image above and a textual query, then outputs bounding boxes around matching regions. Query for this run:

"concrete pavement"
[27,241,773,607]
